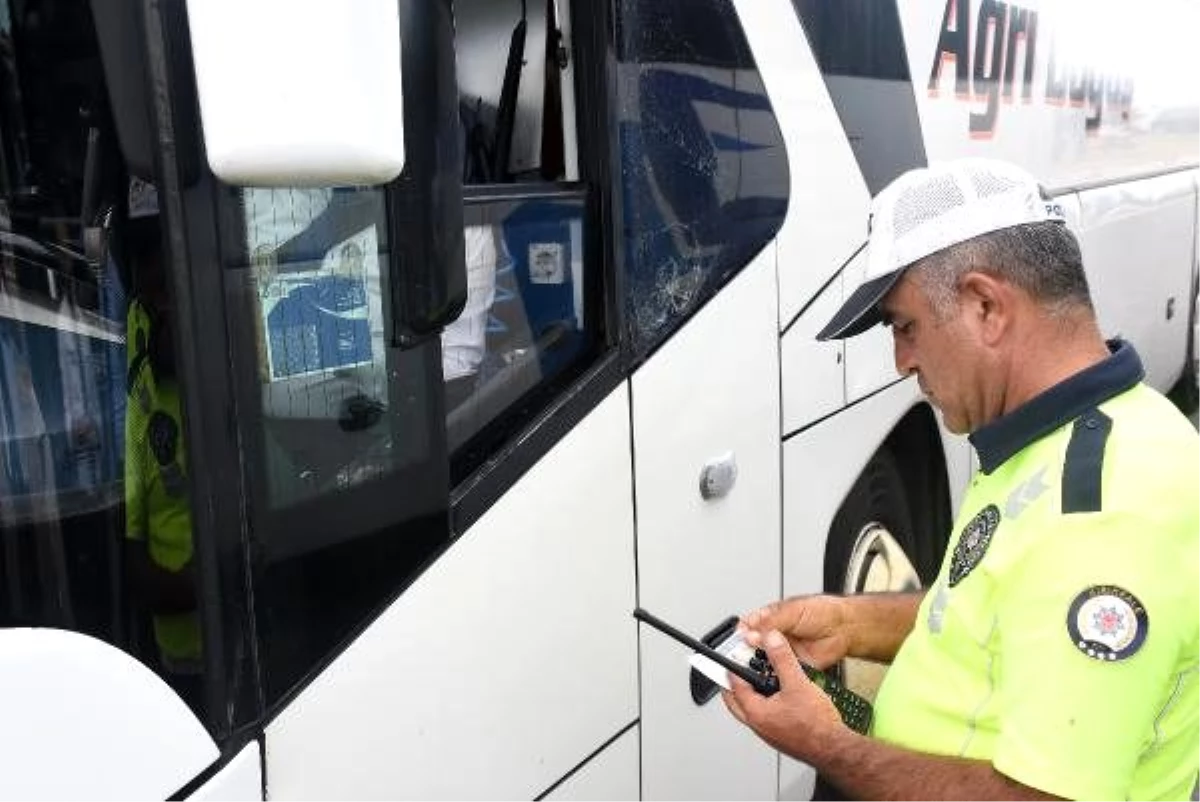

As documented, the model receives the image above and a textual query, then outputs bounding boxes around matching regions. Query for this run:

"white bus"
[0,0,1195,798]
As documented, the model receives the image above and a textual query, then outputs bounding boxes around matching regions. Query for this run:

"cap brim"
[815,269,905,341]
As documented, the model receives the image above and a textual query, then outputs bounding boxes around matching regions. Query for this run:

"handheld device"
[633,607,873,735]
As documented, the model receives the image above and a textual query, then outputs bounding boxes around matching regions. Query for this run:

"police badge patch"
[1067,585,1148,662]
[948,504,1000,587]
[148,410,178,467]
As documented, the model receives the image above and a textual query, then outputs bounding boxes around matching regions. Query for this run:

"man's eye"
[894,320,915,336]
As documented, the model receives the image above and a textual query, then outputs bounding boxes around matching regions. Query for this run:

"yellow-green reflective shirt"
[873,342,1199,800]
[125,300,199,664]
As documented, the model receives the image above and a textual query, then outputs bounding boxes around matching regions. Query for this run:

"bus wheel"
[824,449,923,701]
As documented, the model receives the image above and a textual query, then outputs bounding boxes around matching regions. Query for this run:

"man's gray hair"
[911,221,1094,321]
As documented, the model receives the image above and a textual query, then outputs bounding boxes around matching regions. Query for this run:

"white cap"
[816,158,1066,341]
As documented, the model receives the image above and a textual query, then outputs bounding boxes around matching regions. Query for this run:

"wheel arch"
[881,402,953,565]
[822,401,955,591]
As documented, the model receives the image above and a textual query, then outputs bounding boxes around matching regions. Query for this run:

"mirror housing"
[186,0,407,186]
[0,629,218,799]
[389,0,467,345]
[184,0,465,345]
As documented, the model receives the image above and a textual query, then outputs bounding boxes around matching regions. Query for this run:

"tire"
[824,448,932,593]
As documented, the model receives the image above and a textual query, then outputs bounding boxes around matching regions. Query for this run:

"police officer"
[123,203,202,708]
[723,159,1198,800]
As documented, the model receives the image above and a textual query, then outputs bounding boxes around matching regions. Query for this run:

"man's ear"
[958,271,1012,345]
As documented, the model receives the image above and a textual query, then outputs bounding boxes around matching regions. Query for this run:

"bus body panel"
[263,386,637,799]
[633,252,782,799]
[781,268,846,433]
[844,315,898,406]
[190,740,261,802]
[543,726,641,802]
[736,0,873,331]
[1073,171,1196,390]
[783,380,932,605]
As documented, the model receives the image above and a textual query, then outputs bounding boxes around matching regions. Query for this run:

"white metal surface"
[844,319,895,406]
[264,386,637,799]
[1073,171,1197,391]
[543,727,640,802]
[189,740,262,801]
[0,628,218,801]
[186,0,405,185]
[737,0,872,329]
[781,269,845,433]
[633,253,781,800]
[781,377,924,626]
[838,243,907,405]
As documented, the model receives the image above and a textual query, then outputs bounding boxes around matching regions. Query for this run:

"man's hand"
[724,630,1064,800]
[739,595,851,670]
[722,630,845,761]
[743,591,924,665]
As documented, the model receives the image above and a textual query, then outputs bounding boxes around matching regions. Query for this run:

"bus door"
[0,0,228,796]
[0,0,447,797]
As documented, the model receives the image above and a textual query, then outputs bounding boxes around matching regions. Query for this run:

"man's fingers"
[721,688,746,724]
[723,671,762,724]
[739,605,769,632]
[761,629,806,688]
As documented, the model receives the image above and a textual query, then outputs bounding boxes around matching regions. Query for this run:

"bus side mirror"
[186,0,466,346]
[185,0,407,186]
[389,0,467,345]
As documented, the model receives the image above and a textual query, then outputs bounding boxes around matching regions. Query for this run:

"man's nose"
[893,335,916,378]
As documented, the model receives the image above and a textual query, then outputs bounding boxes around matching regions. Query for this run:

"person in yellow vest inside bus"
[722,159,1198,801]
[122,191,202,711]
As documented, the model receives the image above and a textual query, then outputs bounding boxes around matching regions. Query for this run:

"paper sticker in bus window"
[528,242,566,285]
[257,228,383,381]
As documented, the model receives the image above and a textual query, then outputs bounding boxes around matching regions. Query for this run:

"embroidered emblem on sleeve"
[1066,585,1148,662]
[948,504,1000,587]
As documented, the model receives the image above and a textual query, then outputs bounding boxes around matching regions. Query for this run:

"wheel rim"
[840,522,922,701]
[843,522,921,597]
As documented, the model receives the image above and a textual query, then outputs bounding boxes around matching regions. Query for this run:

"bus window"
[216,183,451,704]
[0,0,210,717]
[238,187,393,510]
[616,0,790,357]
[446,0,605,482]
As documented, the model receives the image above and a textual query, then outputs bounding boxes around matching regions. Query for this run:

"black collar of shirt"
[968,339,1144,475]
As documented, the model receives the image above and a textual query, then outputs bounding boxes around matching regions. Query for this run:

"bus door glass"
[212,182,451,705]
[0,0,212,719]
